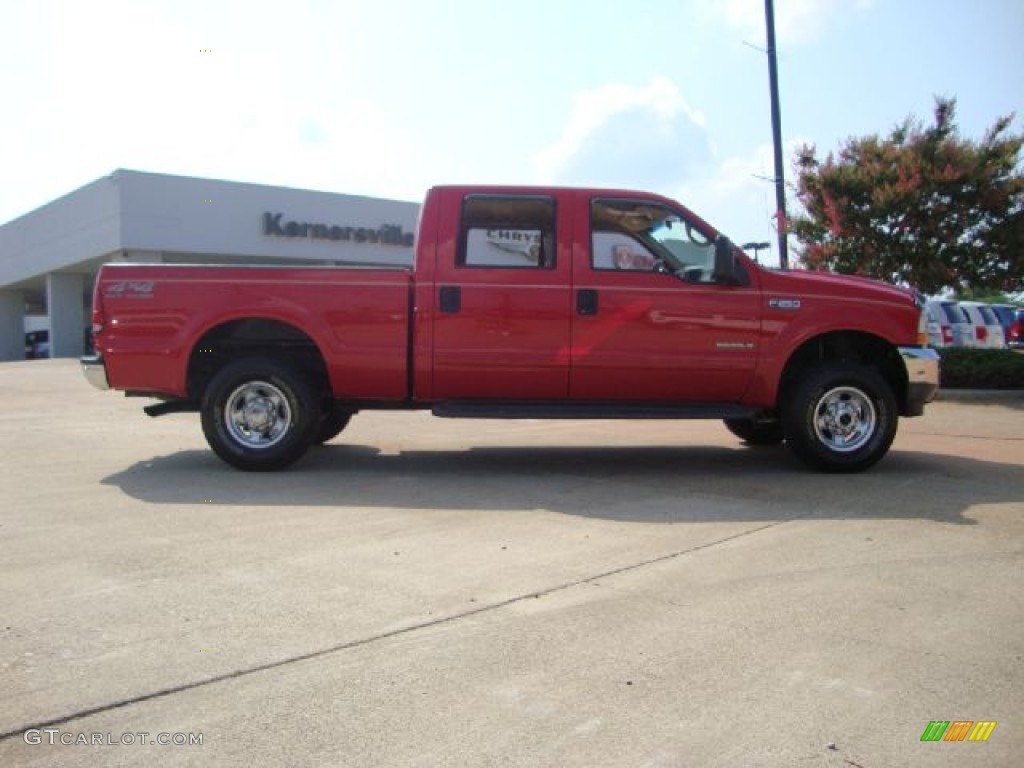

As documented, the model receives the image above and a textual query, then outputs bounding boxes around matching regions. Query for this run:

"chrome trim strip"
[898,346,940,402]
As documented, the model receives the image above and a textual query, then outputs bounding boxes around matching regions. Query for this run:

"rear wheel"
[723,417,784,446]
[782,363,897,473]
[315,405,353,444]
[200,357,318,471]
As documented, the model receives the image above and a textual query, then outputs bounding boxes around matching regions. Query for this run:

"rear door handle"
[577,288,598,316]
[439,285,461,313]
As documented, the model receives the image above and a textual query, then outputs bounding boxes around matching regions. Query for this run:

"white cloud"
[0,0,425,222]
[532,77,712,190]
[672,137,811,266]
[675,144,777,242]
[531,76,814,266]
[716,0,875,45]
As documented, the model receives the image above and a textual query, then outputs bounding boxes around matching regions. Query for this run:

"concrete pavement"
[1,360,1021,766]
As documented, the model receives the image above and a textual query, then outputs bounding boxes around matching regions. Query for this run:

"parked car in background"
[959,301,1007,349]
[24,330,50,359]
[925,299,972,347]
[991,304,1017,333]
[991,304,1020,345]
[924,300,954,347]
[1006,309,1024,349]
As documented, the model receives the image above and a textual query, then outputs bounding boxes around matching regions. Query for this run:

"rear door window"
[459,196,556,269]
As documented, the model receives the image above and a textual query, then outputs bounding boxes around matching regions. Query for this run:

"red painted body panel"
[92,185,923,411]
[97,267,410,399]
[743,268,921,407]
[564,191,761,402]
[429,188,573,399]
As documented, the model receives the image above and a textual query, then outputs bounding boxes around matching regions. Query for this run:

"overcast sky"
[2,0,1021,266]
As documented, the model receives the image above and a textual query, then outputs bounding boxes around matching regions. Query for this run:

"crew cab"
[82,185,939,472]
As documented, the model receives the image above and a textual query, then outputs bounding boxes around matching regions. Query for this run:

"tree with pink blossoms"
[790,98,1023,295]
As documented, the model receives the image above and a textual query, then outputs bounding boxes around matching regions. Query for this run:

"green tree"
[790,98,1024,294]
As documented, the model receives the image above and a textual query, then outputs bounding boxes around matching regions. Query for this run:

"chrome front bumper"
[898,346,940,416]
[80,354,110,391]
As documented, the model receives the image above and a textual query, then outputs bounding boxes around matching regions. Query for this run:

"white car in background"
[959,301,1007,349]
[924,299,972,347]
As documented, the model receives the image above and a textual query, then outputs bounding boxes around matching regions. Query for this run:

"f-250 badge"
[768,297,801,310]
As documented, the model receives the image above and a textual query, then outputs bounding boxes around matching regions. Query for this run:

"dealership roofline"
[0,169,420,360]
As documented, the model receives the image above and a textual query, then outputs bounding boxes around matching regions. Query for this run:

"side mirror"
[713,236,741,285]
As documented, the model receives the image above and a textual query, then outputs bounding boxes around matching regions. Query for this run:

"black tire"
[782,362,898,473]
[314,406,352,444]
[200,357,319,471]
[723,417,784,446]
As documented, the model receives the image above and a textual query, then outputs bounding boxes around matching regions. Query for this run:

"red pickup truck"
[82,185,938,472]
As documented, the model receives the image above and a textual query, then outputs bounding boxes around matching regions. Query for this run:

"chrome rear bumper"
[80,354,110,391]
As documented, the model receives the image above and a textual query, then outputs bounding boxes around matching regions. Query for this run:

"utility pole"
[765,0,789,269]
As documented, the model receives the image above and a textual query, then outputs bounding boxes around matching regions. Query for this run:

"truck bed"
[94,263,413,400]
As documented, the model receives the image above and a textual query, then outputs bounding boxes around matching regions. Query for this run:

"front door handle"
[440,285,461,313]
[577,288,598,316]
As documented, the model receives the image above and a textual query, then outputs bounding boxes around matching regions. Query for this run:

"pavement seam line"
[0,513,807,742]
[902,431,1024,441]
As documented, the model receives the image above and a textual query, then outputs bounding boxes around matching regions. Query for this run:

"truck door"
[431,193,572,399]
[569,196,761,402]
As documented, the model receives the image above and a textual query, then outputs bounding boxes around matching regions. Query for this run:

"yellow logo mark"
[968,721,997,742]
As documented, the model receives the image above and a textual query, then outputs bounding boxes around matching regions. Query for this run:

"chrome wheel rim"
[224,381,291,449]
[812,386,876,453]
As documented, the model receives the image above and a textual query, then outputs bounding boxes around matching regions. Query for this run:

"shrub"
[937,348,1024,389]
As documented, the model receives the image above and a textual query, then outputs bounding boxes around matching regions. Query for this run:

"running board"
[432,401,756,420]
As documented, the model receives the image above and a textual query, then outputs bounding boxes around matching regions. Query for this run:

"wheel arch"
[776,331,908,413]
[186,317,331,404]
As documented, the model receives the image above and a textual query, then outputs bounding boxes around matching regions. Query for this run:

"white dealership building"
[0,170,420,361]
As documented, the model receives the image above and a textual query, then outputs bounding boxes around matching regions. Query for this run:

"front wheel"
[782,363,898,473]
[200,357,319,471]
